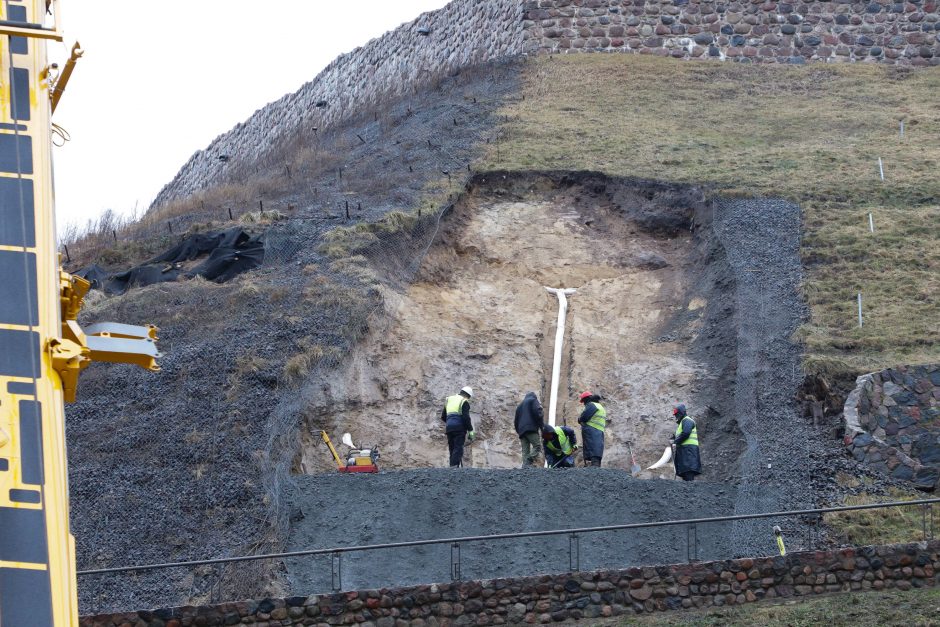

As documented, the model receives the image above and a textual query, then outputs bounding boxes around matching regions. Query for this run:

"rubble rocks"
[844,364,940,491]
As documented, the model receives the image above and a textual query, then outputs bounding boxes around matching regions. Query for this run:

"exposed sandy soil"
[296,179,704,476]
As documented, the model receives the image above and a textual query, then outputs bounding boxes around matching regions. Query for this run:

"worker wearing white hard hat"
[441,386,475,467]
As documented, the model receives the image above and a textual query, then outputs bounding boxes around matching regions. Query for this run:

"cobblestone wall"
[152,0,523,207]
[80,540,940,626]
[524,0,940,63]
[153,0,939,208]
[844,364,940,490]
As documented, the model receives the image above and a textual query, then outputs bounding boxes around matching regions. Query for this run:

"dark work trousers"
[679,471,696,482]
[581,425,604,466]
[520,431,542,466]
[447,430,467,467]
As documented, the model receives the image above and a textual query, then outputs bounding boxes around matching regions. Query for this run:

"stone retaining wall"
[80,540,940,626]
[151,0,523,207]
[523,0,940,63]
[844,364,940,490]
[153,0,940,208]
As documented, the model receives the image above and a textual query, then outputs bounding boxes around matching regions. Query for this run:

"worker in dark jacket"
[542,424,578,468]
[441,386,474,467]
[577,391,608,466]
[514,392,545,466]
[671,403,701,481]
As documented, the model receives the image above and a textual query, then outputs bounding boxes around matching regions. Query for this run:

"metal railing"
[78,497,938,594]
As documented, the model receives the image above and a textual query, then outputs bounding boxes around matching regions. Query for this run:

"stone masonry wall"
[154,0,939,208]
[523,0,940,63]
[844,364,940,490]
[80,540,940,626]
[151,0,523,207]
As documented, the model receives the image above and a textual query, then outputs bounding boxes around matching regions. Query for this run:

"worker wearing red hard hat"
[577,390,608,467]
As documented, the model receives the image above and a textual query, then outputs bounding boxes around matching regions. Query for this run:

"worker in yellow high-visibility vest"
[671,403,701,481]
[542,424,579,468]
[577,391,608,467]
[440,386,475,467]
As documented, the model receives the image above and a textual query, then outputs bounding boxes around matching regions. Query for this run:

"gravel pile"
[285,468,738,593]
[711,198,828,553]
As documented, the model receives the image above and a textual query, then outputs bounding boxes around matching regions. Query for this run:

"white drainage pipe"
[544,287,577,428]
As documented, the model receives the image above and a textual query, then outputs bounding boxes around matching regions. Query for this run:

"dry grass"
[825,488,933,547]
[226,354,272,402]
[484,55,940,373]
[62,176,293,269]
[282,339,340,384]
[318,210,424,258]
[613,587,940,626]
[238,209,287,225]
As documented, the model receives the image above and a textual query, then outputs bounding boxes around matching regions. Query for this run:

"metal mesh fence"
[711,197,813,556]
[66,57,520,615]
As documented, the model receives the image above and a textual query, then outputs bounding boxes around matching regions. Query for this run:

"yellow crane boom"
[1,2,159,624]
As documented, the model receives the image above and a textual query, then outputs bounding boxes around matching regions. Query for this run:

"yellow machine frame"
[1,2,159,624]
[321,430,346,470]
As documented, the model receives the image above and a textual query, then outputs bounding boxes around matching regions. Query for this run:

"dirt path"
[296,184,702,474]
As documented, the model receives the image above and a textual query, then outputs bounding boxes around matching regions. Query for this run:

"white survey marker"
[647,446,673,470]
[544,287,577,428]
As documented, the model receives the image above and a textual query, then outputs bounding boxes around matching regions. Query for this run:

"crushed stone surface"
[286,468,738,593]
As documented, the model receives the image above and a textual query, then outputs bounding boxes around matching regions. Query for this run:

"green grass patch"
[484,55,940,373]
[613,587,940,626]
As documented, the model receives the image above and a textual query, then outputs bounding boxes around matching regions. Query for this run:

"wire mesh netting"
[68,57,522,614]
[711,197,817,556]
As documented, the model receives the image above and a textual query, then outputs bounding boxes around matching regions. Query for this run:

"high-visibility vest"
[445,394,467,416]
[585,402,607,432]
[675,417,699,447]
[546,427,573,456]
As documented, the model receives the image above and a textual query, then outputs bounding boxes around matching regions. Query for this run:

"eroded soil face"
[297,180,706,474]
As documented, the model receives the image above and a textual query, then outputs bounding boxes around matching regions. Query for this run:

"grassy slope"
[482,55,940,374]
[611,587,940,626]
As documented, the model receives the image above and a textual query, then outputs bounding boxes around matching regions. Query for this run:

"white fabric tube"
[545,287,577,428]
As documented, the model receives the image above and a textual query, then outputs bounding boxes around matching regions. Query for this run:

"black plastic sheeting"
[74,228,264,295]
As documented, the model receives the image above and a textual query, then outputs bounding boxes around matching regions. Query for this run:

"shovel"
[627,442,641,477]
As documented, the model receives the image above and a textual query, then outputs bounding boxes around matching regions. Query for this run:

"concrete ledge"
[80,539,940,626]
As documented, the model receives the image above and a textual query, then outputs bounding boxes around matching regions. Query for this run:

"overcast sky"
[50,0,451,234]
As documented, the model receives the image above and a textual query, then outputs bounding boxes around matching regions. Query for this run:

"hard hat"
[579,391,593,403]
[460,386,474,398]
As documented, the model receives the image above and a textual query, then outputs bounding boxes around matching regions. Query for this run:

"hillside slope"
[69,55,939,613]
[485,55,940,374]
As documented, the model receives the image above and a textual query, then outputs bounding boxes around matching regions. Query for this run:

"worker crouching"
[441,386,475,467]
[577,391,607,467]
[671,403,701,481]
[542,424,578,468]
